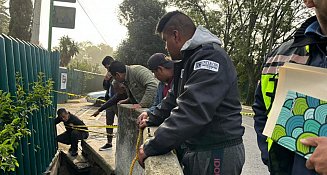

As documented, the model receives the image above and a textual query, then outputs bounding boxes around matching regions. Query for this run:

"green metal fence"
[57,67,104,103]
[0,34,60,175]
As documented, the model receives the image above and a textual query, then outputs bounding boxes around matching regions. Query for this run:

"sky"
[38,0,128,50]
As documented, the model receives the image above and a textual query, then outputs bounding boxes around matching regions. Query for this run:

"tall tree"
[167,0,310,104]
[76,42,114,64]
[58,36,79,67]
[74,41,114,74]
[8,0,33,41]
[115,0,167,65]
[0,0,9,34]
[68,59,101,74]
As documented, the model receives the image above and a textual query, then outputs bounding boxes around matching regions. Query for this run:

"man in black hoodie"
[138,11,245,175]
[55,108,89,156]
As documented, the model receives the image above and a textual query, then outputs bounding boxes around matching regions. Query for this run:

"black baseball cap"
[147,53,173,70]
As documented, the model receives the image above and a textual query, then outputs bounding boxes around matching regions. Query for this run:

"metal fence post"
[39,47,51,165]
[3,34,23,175]
[33,45,47,172]
[51,51,60,151]
[28,43,43,174]
[11,37,31,175]
[17,40,37,175]
[0,35,9,91]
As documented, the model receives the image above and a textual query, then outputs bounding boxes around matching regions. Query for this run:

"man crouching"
[55,108,89,156]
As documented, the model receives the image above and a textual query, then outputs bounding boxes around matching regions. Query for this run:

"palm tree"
[59,36,79,67]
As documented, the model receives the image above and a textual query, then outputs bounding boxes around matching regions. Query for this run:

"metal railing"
[0,34,60,175]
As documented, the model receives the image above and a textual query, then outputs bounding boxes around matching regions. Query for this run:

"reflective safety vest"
[261,45,310,151]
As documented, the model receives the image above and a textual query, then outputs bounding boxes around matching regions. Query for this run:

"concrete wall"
[143,127,183,175]
[116,104,144,175]
[116,104,183,175]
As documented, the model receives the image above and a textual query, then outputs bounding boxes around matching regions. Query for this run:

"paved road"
[242,115,269,175]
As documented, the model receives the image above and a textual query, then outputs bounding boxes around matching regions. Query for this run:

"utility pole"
[31,0,42,44]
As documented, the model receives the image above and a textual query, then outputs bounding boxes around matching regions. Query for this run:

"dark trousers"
[56,130,89,151]
[268,143,316,175]
[182,143,245,175]
[106,106,117,144]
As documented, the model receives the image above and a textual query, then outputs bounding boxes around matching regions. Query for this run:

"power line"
[76,0,109,45]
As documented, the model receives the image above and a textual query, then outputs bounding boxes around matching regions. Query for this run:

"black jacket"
[55,113,88,133]
[143,26,244,156]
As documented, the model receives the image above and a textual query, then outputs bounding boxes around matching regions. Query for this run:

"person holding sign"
[253,0,327,174]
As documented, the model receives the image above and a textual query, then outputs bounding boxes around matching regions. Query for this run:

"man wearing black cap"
[55,108,89,156]
[137,53,174,129]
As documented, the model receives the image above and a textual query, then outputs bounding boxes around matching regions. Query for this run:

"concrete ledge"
[116,104,144,175]
[143,127,183,175]
[44,151,61,175]
[116,105,183,175]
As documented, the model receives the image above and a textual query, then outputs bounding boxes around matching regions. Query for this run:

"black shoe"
[99,143,112,151]
[70,150,78,157]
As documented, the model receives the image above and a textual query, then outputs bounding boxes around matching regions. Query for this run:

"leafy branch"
[0,72,53,172]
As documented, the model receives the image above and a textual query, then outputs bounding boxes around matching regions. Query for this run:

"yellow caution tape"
[65,125,115,136]
[52,90,107,103]
[72,124,118,129]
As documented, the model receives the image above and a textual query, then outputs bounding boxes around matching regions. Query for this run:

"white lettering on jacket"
[194,60,219,72]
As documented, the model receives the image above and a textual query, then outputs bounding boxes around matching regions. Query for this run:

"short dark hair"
[57,108,67,116]
[108,61,126,75]
[156,11,195,37]
[102,56,115,66]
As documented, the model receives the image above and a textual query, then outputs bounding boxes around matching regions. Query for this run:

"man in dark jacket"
[138,11,245,175]
[253,0,327,174]
[98,56,117,151]
[137,53,174,128]
[55,108,88,156]
[102,56,115,100]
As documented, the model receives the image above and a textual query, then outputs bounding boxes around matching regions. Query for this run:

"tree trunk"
[245,73,256,105]
[8,0,33,41]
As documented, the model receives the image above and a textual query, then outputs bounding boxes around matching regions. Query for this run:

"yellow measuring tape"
[129,129,143,175]
[52,90,107,103]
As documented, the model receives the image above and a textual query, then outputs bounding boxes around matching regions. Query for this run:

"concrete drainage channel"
[47,151,108,175]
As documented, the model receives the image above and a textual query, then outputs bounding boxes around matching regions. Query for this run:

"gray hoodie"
[144,26,244,157]
[181,26,222,51]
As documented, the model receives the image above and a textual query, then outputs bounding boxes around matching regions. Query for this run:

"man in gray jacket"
[108,61,158,108]
[138,11,245,175]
